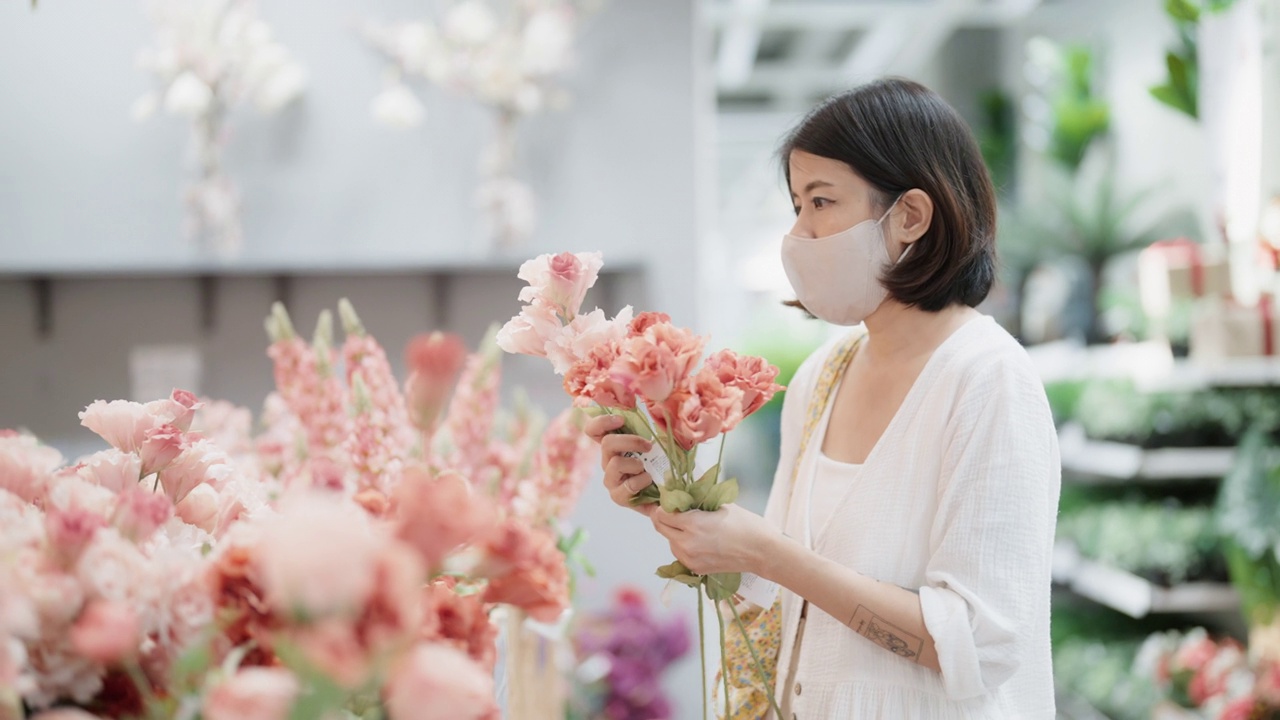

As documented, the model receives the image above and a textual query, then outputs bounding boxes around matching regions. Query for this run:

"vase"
[502,607,567,719]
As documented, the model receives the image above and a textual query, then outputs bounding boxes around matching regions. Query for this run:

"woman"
[586,78,1059,719]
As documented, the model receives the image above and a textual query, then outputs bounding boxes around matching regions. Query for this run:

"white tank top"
[805,452,863,548]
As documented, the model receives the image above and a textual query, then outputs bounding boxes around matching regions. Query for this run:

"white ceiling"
[705,0,1044,111]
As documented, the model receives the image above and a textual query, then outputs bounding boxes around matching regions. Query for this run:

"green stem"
[716,434,727,479]
[718,603,731,720]
[728,601,783,720]
[699,589,708,720]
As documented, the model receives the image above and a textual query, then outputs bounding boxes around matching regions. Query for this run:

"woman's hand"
[650,504,778,576]
[583,414,655,516]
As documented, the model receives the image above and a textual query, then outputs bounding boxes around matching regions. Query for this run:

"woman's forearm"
[754,531,941,672]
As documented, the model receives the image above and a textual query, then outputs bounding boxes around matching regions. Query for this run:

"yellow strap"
[718,331,863,720]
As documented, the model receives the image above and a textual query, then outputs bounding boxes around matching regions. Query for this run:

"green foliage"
[1058,501,1224,584]
[1149,0,1241,119]
[978,89,1017,192]
[1216,428,1280,622]
[1048,45,1110,172]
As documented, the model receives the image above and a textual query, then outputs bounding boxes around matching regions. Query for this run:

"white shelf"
[1053,542,1239,619]
[1136,357,1280,391]
[1058,424,1235,482]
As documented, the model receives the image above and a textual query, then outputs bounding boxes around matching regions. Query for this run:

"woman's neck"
[861,301,979,365]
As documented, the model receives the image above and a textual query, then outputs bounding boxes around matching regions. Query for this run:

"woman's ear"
[893,188,934,247]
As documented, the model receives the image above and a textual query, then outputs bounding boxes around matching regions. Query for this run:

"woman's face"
[787,150,884,239]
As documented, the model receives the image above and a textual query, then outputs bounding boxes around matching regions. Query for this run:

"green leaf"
[1165,0,1200,23]
[659,488,695,513]
[689,464,720,506]
[703,572,742,601]
[656,560,702,587]
[703,478,739,510]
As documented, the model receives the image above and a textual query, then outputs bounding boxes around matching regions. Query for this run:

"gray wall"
[0,0,710,713]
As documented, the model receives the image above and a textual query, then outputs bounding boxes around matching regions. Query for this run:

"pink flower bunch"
[264,305,352,462]
[497,252,634,375]
[512,409,597,525]
[1140,627,1270,716]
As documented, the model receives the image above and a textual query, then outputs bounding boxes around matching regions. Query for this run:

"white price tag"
[736,572,779,608]
[624,445,671,485]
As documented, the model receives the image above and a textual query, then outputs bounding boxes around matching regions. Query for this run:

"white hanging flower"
[521,9,574,76]
[164,71,214,117]
[444,0,498,45]
[371,83,426,128]
[254,62,307,113]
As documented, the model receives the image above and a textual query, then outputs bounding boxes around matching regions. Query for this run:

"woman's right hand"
[583,414,656,516]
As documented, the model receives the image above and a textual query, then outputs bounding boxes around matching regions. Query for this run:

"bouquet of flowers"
[570,586,690,720]
[0,300,596,720]
[497,251,785,717]
[1136,627,1280,719]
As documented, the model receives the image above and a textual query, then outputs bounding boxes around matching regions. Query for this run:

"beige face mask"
[781,197,905,326]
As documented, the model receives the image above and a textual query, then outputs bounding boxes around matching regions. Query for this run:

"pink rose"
[644,322,705,380]
[139,424,186,477]
[545,307,633,375]
[563,341,635,409]
[660,375,744,451]
[258,492,381,620]
[1218,697,1259,720]
[0,432,64,503]
[516,251,603,319]
[614,335,683,404]
[79,400,158,453]
[70,600,138,663]
[479,520,570,623]
[385,643,499,720]
[424,579,499,670]
[45,507,107,566]
[496,300,561,359]
[148,389,202,433]
[76,450,142,494]
[393,467,496,570]
[203,667,299,720]
[628,311,671,336]
[284,619,370,689]
[158,440,229,504]
[112,487,173,542]
[174,484,219,532]
[703,349,785,419]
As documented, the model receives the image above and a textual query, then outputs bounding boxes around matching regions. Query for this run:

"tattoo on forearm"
[848,605,924,662]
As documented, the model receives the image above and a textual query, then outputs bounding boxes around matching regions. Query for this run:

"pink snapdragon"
[404,331,469,434]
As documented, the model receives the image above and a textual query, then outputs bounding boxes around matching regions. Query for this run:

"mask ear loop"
[880,193,910,263]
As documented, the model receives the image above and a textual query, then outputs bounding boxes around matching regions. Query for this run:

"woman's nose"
[787,216,814,239]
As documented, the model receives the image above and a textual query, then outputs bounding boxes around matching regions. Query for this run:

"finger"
[651,514,679,540]
[651,508,685,531]
[601,433,652,459]
[584,414,625,443]
[603,457,646,491]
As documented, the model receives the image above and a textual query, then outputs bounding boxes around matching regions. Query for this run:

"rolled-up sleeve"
[918,362,1059,700]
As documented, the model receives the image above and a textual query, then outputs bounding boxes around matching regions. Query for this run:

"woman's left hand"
[650,504,778,576]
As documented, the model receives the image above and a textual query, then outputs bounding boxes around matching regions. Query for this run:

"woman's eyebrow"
[791,179,834,198]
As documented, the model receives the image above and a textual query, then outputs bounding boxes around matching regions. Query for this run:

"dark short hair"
[780,78,997,312]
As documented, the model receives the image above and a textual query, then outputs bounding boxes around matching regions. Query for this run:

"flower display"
[132,0,308,257]
[1137,627,1280,719]
[571,586,691,720]
[359,0,597,249]
[498,250,785,717]
[0,299,597,719]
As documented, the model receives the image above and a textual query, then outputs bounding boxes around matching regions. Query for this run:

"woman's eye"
[812,197,831,209]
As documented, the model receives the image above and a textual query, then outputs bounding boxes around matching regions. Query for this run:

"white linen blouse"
[762,316,1060,719]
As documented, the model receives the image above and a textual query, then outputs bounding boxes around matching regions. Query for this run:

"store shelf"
[1053,542,1239,619]
[1058,424,1235,482]
[1136,357,1280,392]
